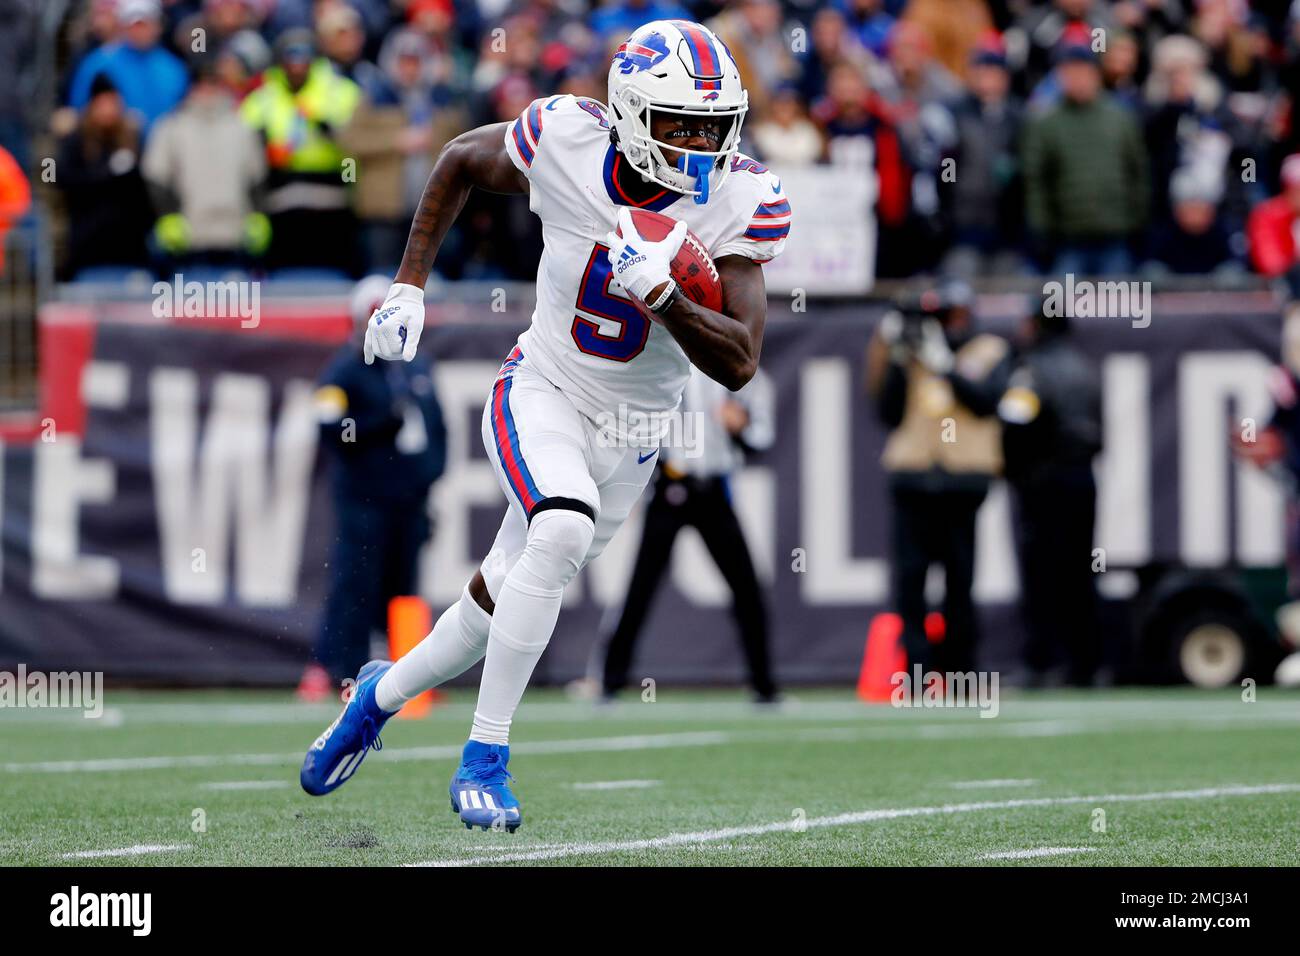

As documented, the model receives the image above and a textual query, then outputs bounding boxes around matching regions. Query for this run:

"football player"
[301,20,792,832]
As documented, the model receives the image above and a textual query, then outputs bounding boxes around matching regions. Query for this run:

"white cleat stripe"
[468,789,482,810]
[339,749,366,781]
[325,752,357,787]
[483,793,497,811]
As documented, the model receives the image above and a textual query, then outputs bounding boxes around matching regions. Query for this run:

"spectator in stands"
[174,0,266,65]
[798,7,874,106]
[339,28,466,272]
[589,0,693,41]
[214,29,272,101]
[406,0,465,71]
[55,73,153,280]
[838,0,896,58]
[813,61,912,274]
[471,13,545,100]
[318,3,395,104]
[1247,153,1300,295]
[68,0,189,138]
[1022,27,1148,274]
[879,21,963,272]
[1108,0,1189,53]
[557,65,607,102]
[0,0,40,170]
[142,59,267,273]
[941,31,1025,278]
[1009,0,1114,96]
[0,143,30,275]
[1100,27,1142,110]
[1144,166,1238,276]
[709,0,801,118]
[1194,0,1269,94]
[439,73,542,279]
[884,19,964,109]
[813,60,889,162]
[87,0,125,48]
[239,28,361,275]
[1143,34,1232,227]
[901,0,994,82]
[750,84,825,167]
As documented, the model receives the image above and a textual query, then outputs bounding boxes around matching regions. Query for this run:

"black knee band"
[528,496,595,525]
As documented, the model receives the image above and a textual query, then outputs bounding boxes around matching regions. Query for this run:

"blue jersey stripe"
[511,119,535,166]
[753,199,791,218]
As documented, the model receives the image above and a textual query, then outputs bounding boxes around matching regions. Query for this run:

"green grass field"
[1,687,1297,866]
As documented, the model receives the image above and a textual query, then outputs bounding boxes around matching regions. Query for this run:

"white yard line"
[571,780,661,791]
[950,779,1040,789]
[0,730,732,774]
[199,780,291,791]
[408,783,1300,867]
[15,696,1300,728]
[62,843,192,860]
[979,846,1095,860]
[4,710,1296,775]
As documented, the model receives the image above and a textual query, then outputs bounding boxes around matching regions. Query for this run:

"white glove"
[917,318,954,375]
[605,207,687,304]
[363,283,425,364]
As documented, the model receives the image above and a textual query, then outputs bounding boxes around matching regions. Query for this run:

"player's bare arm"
[657,253,766,391]
[364,123,527,364]
[394,123,527,290]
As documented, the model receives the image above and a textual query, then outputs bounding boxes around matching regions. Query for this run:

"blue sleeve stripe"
[753,199,790,218]
[526,103,543,146]
[511,118,535,166]
[744,223,790,240]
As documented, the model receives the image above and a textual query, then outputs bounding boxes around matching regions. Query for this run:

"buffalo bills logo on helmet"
[613,32,671,74]
[702,91,719,101]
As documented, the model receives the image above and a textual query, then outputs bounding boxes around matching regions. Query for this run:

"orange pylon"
[857,612,908,702]
[387,596,441,718]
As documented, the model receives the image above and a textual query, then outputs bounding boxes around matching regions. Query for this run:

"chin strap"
[678,153,712,205]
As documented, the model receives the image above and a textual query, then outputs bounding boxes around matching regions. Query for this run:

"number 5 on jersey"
[571,242,651,363]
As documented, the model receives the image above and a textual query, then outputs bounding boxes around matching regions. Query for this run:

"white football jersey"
[502,94,791,442]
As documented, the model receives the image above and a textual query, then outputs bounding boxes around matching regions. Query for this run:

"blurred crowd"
[13,0,1300,283]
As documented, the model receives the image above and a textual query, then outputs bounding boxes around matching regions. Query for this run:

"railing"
[0,216,48,412]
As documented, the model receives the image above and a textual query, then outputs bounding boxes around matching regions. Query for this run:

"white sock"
[374,585,492,713]
[470,509,593,745]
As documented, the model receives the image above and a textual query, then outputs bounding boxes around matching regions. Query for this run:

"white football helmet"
[607,19,748,203]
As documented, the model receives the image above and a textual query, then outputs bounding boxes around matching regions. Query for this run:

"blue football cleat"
[300,660,394,796]
[449,741,522,832]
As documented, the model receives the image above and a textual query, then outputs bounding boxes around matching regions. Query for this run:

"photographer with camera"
[866,282,1011,676]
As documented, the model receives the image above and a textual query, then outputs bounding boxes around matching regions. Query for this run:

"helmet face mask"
[607,20,748,203]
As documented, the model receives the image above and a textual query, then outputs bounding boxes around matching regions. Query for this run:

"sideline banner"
[0,298,1283,684]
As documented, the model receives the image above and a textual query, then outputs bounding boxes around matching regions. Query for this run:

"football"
[617,208,723,315]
